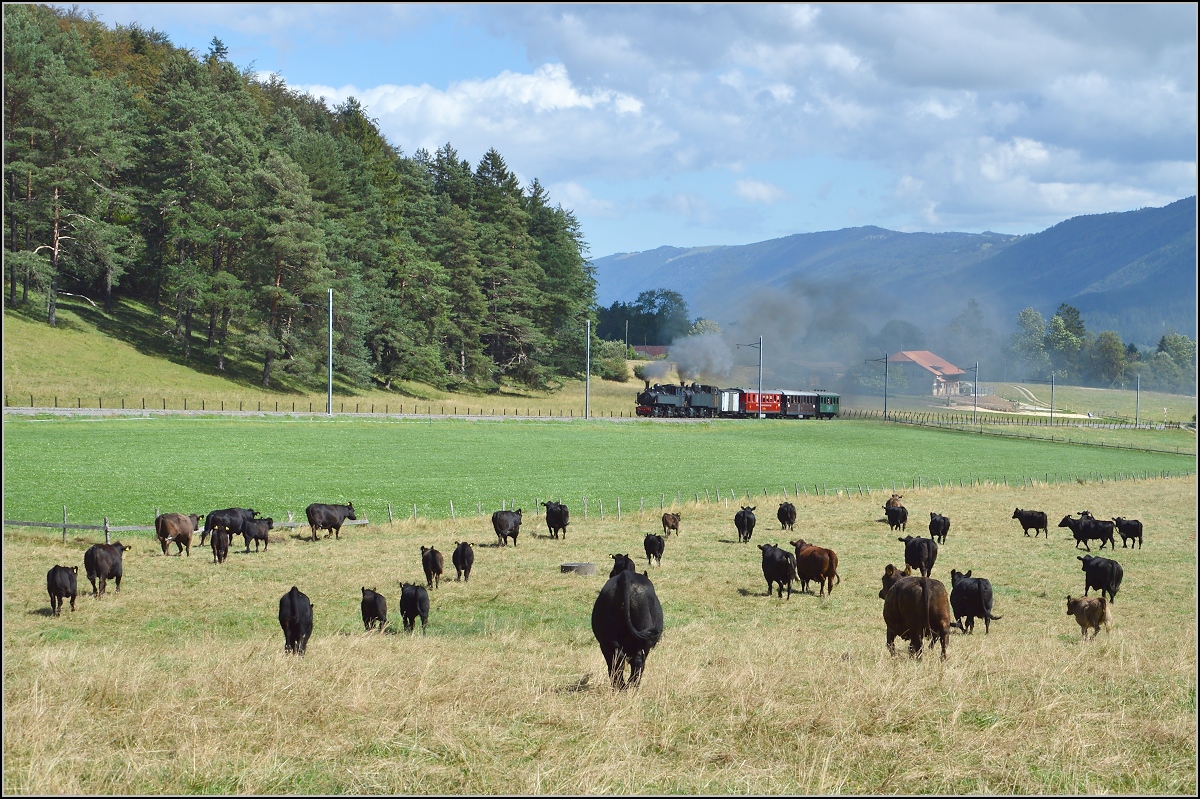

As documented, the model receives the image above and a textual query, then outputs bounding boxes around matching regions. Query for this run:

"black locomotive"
[636,381,840,419]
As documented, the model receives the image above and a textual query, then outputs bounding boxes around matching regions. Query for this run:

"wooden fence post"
[104,517,110,544]
[583,497,588,519]
[450,500,455,520]
[62,506,67,543]
[617,498,621,521]
[387,503,394,524]
[599,499,604,519]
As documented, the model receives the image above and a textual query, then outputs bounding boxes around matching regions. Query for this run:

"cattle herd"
[43,490,1145,689]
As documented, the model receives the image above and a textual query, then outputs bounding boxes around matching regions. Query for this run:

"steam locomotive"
[635,381,841,419]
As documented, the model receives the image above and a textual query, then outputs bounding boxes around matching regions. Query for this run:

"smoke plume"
[670,334,734,382]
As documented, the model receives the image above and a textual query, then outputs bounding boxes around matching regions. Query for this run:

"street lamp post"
[737,336,764,418]
[867,353,889,418]
[327,288,333,416]
[585,319,591,420]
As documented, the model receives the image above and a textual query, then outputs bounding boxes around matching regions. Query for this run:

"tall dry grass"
[3,477,1196,793]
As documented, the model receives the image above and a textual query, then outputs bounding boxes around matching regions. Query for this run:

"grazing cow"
[885,493,904,509]
[758,543,798,599]
[305,502,356,541]
[1066,595,1112,639]
[1112,517,1143,549]
[200,507,259,546]
[399,583,430,634]
[492,509,522,547]
[591,567,664,689]
[609,553,638,577]
[885,504,908,532]
[899,535,938,578]
[542,501,570,539]
[661,512,681,537]
[777,502,797,531]
[278,586,314,655]
[361,587,387,632]
[1058,514,1115,551]
[878,565,952,659]
[928,512,950,545]
[790,539,840,596]
[734,506,757,543]
[83,542,131,598]
[210,525,231,564]
[948,569,1002,634]
[452,541,474,582]
[644,534,665,567]
[242,518,273,553]
[47,565,78,616]
[156,513,201,557]
[1078,555,1123,603]
[421,546,444,589]
[1012,508,1048,538]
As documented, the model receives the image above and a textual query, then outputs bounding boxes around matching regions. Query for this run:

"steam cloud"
[641,361,674,381]
[670,334,734,382]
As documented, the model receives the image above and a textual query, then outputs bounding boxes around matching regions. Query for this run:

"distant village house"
[890,351,967,396]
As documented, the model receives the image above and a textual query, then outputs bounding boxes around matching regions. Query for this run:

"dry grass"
[3,477,1196,794]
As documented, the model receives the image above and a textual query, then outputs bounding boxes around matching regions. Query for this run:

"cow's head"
[346,503,356,520]
[790,539,807,551]
[949,569,971,586]
[1078,555,1095,569]
[1012,509,1021,518]
[263,518,274,529]
[71,566,78,574]
[609,553,637,576]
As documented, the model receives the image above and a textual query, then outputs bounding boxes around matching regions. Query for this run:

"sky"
[79,3,1197,259]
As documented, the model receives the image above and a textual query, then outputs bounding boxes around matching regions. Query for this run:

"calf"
[83,542,131,598]
[1012,508,1048,538]
[644,533,665,567]
[885,504,908,532]
[242,517,273,553]
[305,502,356,541]
[928,512,950,544]
[592,567,663,689]
[1066,595,1112,639]
[399,583,430,634]
[201,507,259,546]
[492,509,522,547]
[948,569,1001,634]
[210,525,231,564]
[1078,554,1123,603]
[156,512,201,557]
[1112,517,1143,549]
[885,493,904,509]
[734,506,757,543]
[661,512,681,537]
[542,501,569,539]
[452,541,474,582]
[879,564,952,659]
[361,587,387,632]
[777,502,797,531]
[421,546,444,589]
[47,564,78,616]
[899,535,938,578]
[758,543,798,599]
[279,586,314,655]
[1058,514,1115,551]
[609,553,638,576]
[790,539,840,596]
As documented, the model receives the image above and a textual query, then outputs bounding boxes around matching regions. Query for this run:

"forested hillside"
[3,4,596,393]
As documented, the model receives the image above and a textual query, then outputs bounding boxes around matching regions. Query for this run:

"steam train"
[635,381,841,419]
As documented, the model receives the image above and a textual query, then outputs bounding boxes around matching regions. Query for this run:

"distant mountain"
[593,197,1196,346]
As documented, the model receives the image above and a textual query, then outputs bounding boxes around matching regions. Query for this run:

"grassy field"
[3,475,1195,793]
[2,414,1194,527]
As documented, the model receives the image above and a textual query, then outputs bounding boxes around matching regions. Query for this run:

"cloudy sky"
[83,3,1197,258]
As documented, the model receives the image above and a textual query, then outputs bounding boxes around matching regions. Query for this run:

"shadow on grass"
[28,607,57,617]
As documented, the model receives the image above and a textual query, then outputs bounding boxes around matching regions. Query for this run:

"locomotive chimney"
[643,379,650,390]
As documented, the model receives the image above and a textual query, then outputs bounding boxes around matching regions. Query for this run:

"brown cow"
[789,539,840,596]
[661,512,681,537]
[878,564,952,659]
[1066,595,1112,639]
[885,493,904,509]
[156,512,202,557]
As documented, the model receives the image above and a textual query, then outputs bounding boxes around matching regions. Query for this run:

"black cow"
[1012,508,1048,538]
[928,512,950,544]
[156,512,201,556]
[777,502,797,531]
[1078,555,1124,603]
[591,568,664,689]
[210,525,231,564]
[609,553,638,576]
[1058,514,1115,551]
[361,587,387,632]
[948,569,1002,634]
[305,502,356,541]
[1112,517,1143,549]
[879,565,952,659]
[399,583,430,634]
[644,534,665,567]
[242,517,273,552]
[898,535,938,578]
[83,542,131,598]
[47,564,78,616]
[758,543,798,599]
[543,501,569,539]
[421,546,444,589]
[452,541,474,582]
[885,504,908,532]
[279,586,314,655]
[492,509,522,547]
[200,507,259,546]
[734,506,757,543]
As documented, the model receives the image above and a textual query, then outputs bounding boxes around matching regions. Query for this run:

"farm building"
[890,350,967,396]
[632,345,669,359]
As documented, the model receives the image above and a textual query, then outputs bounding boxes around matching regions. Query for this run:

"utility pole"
[327,288,333,416]
[585,319,591,420]
[1050,373,1055,423]
[1135,373,1140,427]
[868,353,889,418]
[738,336,764,418]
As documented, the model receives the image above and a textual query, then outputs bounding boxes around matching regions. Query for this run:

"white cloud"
[733,179,789,205]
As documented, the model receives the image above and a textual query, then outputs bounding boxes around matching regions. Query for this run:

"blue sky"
[81,4,1197,259]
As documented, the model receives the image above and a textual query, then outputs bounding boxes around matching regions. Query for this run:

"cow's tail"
[1099,597,1112,631]
[621,573,661,651]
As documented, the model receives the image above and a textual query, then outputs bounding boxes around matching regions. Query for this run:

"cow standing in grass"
[47,565,78,616]
[84,542,131,597]
[591,562,663,689]
[279,586,314,655]
[543,501,569,539]
[306,502,356,541]
[156,513,201,557]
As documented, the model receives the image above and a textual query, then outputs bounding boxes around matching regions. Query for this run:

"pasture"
[3,472,1196,793]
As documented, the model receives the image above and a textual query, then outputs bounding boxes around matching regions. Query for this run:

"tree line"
[4,5,596,392]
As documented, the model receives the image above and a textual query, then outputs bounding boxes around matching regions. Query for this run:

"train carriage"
[639,381,840,420]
